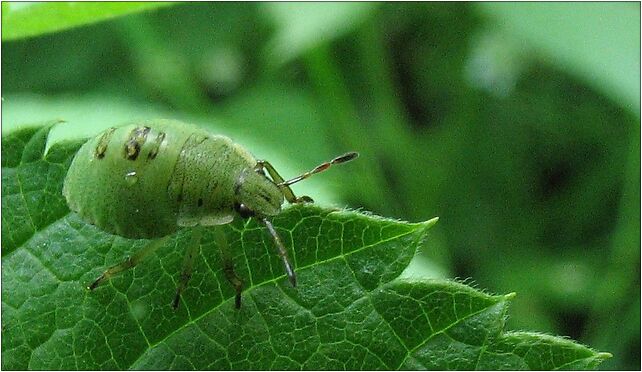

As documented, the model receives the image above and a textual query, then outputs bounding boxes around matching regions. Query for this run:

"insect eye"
[235,203,255,218]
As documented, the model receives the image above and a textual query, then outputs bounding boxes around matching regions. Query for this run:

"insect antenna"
[278,152,359,187]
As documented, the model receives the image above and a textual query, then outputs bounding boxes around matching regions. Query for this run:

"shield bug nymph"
[63,119,358,309]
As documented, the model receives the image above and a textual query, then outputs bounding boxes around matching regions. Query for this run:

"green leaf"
[2,124,611,370]
[1,2,175,41]
[1,122,81,256]
[262,2,379,66]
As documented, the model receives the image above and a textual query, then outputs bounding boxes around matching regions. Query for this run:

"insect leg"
[88,236,170,290]
[262,218,297,287]
[213,226,244,309]
[255,160,313,204]
[172,226,203,309]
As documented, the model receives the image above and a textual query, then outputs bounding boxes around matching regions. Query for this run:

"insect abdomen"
[63,120,253,239]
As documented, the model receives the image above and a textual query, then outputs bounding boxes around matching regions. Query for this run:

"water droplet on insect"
[125,171,138,185]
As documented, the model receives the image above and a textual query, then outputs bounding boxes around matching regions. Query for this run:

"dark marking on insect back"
[124,141,141,160]
[210,179,219,192]
[198,198,204,207]
[148,132,166,160]
[94,127,117,159]
[259,191,272,203]
[166,135,192,205]
[124,126,151,160]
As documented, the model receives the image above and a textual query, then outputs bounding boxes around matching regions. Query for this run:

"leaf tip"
[597,352,613,360]
[423,216,439,228]
[504,291,517,300]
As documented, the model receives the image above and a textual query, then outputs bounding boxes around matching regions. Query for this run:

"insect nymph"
[63,119,358,309]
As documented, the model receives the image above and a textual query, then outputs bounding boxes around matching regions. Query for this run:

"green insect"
[63,119,358,309]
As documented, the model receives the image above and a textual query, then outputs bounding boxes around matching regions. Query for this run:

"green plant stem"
[355,15,452,273]
[583,120,640,351]
[354,14,423,212]
[356,16,414,157]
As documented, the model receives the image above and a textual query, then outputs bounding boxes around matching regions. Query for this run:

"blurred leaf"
[262,2,379,66]
[2,123,611,370]
[477,2,641,115]
[1,24,124,94]
[583,117,641,369]
[1,1,175,41]
[114,16,212,112]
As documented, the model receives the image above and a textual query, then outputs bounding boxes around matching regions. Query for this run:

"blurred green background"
[2,2,639,369]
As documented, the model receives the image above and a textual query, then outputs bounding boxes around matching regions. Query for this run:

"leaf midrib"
[126,222,426,368]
